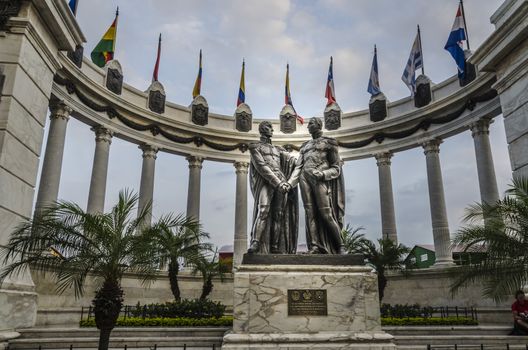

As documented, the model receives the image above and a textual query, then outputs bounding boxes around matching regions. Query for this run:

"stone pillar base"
[0,287,37,331]
[222,255,395,349]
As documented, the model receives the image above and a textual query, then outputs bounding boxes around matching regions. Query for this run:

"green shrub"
[80,316,233,328]
[381,316,478,326]
[127,299,226,319]
[380,303,434,318]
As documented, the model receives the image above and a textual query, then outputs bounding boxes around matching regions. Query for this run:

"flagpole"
[459,0,471,50]
[417,24,425,75]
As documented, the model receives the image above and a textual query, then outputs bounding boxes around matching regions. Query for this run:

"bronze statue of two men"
[248,117,345,255]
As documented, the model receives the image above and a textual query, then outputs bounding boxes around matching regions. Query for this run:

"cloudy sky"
[37,0,512,250]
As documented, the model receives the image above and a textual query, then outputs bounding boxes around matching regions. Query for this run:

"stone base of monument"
[221,254,395,349]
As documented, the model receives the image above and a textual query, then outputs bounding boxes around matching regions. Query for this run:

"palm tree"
[0,190,163,350]
[144,214,211,301]
[451,177,528,302]
[340,224,367,254]
[191,249,228,300]
[341,226,409,302]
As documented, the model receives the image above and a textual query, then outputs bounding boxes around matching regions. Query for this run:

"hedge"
[381,316,478,326]
[127,299,226,319]
[80,316,233,328]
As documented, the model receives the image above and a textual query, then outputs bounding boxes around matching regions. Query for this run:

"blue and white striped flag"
[367,46,381,96]
[402,32,423,96]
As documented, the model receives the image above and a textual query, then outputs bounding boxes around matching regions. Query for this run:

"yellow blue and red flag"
[90,8,118,68]
[192,50,202,99]
[285,64,304,125]
[237,60,245,106]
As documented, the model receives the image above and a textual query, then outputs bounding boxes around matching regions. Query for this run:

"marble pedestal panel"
[222,256,395,349]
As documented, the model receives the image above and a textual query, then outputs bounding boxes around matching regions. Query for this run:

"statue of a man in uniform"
[248,121,298,254]
[287,117,345,254]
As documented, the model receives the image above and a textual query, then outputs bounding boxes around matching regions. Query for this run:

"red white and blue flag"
[285,64,304,125]
[325,56,336,106]
[444,4,467,78]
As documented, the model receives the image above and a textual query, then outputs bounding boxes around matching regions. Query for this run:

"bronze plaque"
[287,289,327,316]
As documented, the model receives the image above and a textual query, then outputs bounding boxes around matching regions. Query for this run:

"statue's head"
[308,117,323,135]
[258,120,274,138]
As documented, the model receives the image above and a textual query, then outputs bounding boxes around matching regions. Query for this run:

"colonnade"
[34,100,501,268]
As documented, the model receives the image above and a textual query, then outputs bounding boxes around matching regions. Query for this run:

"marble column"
[186,155,203,221]
[138,144,158,224]
[423,139,454,267]
[233,161,249,268]
[34,101,72,214]
[375,152,398,244]
[470,119,500,205]
[86,126,113,214]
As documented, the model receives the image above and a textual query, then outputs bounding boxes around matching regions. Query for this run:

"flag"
[367,45,381,96]
[444,4,467,78]
[325,56,336,106]
[68,0,78,15]
[152,34,162,82]
[401,31,423,96]
[237,60,245,106]
[285,64,304,125]
[192,50,202,99]
[90,8,118,68]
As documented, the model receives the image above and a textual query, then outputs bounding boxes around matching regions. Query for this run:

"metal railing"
[380,305,478,321]
[28,344,219,350]
[427,345,528,349]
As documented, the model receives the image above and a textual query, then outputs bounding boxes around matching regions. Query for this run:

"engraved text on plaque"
[287,289,327,316]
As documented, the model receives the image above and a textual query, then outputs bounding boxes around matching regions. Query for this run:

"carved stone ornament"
[147,81,166,114]
[0,0,22,31]
[235,103,253,132]
[459,50,477,87]
[191,95,209,126]
[105,60,123,95]
[67,45,84,69]
[280,104,297,134]
[414,74,432,108]
[324,102,342,130]
[369,92,388,122]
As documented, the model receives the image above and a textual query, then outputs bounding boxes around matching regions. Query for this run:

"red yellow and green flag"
[192,50,202,99]
[91,8,119,68]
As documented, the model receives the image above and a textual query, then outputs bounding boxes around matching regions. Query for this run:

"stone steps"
[9,337,222,349]
[393,335,528,348]
[16,327,229,339]
[9,328,227,350]
[385,325,512,336]
[11,326,528,349]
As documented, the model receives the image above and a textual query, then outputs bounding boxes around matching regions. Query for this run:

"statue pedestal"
[222,255,395,349]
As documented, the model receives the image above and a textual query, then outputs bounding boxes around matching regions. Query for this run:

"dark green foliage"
[128,299,226,319]
[341,226,409,301]
[381,317,478,326]
[0,190,184,350]
[80,316,233,327]
[191,249,228,300]
[452,177,528,302]
[380,303,434,318]
[140,214,211,301]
